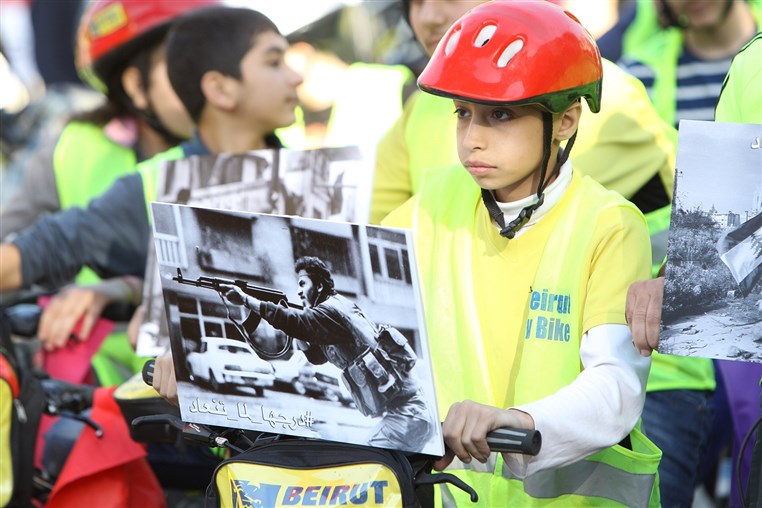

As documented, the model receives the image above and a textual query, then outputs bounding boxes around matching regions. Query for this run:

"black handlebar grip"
[485,427,542,455]
[142,359,156,386]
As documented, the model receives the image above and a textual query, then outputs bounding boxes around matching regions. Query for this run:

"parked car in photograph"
[186,337,275,396]
[295,362,354,407]
[270,350,309,393]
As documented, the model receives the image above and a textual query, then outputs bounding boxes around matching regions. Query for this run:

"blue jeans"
[641,390,715,508]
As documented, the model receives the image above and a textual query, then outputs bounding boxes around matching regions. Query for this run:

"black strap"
[482,112,578,239]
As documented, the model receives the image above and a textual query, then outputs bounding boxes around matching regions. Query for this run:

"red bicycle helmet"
[76,0,219,92]
[418,0,602,114]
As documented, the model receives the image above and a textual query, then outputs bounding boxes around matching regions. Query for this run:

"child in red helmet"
[0,0,219,386]
[383,1,661,505]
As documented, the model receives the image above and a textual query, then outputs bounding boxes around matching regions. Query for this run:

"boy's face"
[454,100,548,203]
[235,31,303,133]
[409,0,480,57]
[662,0,733,30]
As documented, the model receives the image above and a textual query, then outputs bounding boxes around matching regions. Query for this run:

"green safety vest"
[715,32,762,123]
[52,122,142,386]
[621,0,762,59]
[54,122,137,286]
[624,3,762,127]
[137,145,187,219]
[408,169,661,506]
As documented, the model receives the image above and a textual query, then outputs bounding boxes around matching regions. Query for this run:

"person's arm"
[369,94,417,225]
[222,285,348,344]
[572,59,676,203]
[0,244,23,290]
[504,323,650,477]
[37,276,143,351]
[6,173,150,290]
[0,139,60,240]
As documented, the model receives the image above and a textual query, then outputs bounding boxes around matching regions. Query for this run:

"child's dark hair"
[295,256,336,295]
[73,42,162,126]
[166,6,280,121]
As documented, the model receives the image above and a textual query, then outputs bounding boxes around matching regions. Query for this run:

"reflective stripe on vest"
[53,122,137,285]
[412,170,660,506]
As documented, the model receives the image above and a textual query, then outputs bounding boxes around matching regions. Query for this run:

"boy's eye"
[454,107,469,119]
[492,109,512,120]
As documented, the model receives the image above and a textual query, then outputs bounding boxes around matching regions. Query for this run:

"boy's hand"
[153,352,179,406]
[38,285,111,350]
[434,400,534,471]
[625,277,664,357]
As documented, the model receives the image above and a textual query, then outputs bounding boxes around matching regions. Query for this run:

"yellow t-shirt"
[384,169,651,410]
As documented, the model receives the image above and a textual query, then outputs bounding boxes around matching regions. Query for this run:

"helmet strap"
[481,111,554,239]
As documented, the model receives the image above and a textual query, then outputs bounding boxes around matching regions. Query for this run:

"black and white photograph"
[660,120,762,362]
[150,202,443,455]
[137,145,373,357]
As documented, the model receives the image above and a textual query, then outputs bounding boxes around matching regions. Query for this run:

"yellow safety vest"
[52,121,143,386]
[138,146,187,221]
[408,169,661,507]
[715,32,762,123]
[54,122,137,286]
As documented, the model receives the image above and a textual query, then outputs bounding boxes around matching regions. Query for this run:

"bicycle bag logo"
[229,480,390,507]
[217,462,401,507]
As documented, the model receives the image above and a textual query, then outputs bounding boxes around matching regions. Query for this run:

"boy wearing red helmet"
[384,2,661,505]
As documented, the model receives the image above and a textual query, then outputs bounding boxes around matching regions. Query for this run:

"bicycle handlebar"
[141,359,542,455]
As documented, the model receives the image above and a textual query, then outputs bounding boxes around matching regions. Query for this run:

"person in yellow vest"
[715,33,762,507]
[371,0,676,277]
[374,1,718,506]
[382,2,661,505]
[629,32,762,508]
[597,0,762,62]
[617,2,760,505]
[0,0,218,387]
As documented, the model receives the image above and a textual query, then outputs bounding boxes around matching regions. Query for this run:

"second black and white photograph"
[137,145,373,357]
[150,202,443,456]
[660,120,762,363]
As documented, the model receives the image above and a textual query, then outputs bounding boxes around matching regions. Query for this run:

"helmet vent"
[496,39,524,68]
[474,24,497,47]
[444,27,462,56]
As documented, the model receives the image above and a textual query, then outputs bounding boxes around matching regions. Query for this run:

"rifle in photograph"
[172,268,303,310]
[172,268,300,358]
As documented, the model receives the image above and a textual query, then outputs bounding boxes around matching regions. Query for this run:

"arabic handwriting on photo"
[751,136,760,149]
[261,406,315,429]
[188,397,228,416]
[236,402,263,424]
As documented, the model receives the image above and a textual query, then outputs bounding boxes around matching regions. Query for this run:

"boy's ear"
[200,70,237,112]
[121,66,149,110]
[555,102,582,142]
